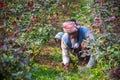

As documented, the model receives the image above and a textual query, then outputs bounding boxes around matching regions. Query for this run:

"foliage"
[0,0,57,79]
[0,0,119,79]
[70,0,93,26]
[0,41,34,80]
[89,0,120,79]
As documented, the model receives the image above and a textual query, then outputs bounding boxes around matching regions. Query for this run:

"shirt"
[61,26,95,54]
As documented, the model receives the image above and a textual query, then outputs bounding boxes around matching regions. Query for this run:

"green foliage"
[32,67,60,80]
[0,0,119,79]
[0,0,63,79]
[50,47,62,62]
[92,32,120,68]
[90,0,120,77]
[0,50,33,80]
[71,0,92,26]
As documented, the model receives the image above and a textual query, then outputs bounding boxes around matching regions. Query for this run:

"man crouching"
[56,19,95,71]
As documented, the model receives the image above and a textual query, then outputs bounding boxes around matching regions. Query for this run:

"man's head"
[62,19,79,38]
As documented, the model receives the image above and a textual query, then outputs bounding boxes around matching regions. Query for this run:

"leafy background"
[0,0,119,80]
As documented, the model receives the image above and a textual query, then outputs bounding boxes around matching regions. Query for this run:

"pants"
[74,48,95,68]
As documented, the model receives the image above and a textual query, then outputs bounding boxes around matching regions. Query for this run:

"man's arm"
[61,39,70,65]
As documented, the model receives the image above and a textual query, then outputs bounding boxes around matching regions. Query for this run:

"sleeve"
[61,39,70,65]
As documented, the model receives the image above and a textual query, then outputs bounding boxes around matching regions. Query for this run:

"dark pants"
[71,47,90,65]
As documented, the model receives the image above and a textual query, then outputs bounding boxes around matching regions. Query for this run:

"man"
[61,19,95,70]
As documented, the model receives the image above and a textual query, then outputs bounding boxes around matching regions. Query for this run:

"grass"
[31,46,111,80]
